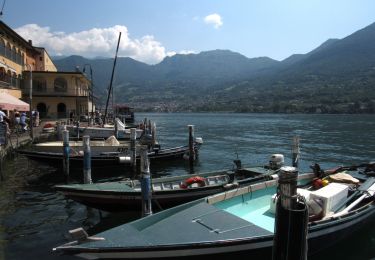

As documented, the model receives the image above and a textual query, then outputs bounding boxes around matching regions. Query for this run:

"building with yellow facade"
[0,20,93,119]
[22,71,92,118]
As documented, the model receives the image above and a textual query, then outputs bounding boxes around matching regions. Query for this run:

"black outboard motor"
[269,154,284,170]
[364,162,375,176]
[233,159,242,170]
[310,163,324,178]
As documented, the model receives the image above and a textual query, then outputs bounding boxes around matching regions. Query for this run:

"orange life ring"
[180,176,206,189]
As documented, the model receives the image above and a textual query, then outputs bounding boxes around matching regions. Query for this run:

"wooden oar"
[330,177,375,218]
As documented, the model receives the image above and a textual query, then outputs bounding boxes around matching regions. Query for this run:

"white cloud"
[204,13,223,29]
[166,50,196,57]
[15,24,169,64]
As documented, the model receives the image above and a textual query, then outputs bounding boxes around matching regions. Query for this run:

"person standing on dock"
[20,112,27,132]
[32,109,40,127]
[0,109,10,124]
[0,109,10,137]
[14,110,20,126]
[0,109,6,123]
[69,111,75,124]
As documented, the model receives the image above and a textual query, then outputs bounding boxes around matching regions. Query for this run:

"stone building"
[0,20,93,119]
[22,71,92,118]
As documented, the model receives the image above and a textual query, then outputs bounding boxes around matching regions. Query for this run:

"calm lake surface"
[1,113,375,259]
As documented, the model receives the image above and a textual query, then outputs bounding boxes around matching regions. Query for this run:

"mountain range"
[53,21,375,113]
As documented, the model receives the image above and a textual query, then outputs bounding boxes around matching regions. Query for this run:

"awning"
[0,92,30,111]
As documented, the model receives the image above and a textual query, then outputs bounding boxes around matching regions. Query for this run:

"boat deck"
[71,201,272,249]
[214,186,277,233]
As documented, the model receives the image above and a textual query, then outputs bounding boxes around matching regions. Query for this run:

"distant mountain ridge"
[53,21,375,113]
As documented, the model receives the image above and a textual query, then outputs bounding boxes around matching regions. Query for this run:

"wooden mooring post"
[148,119,152,135]
[292,136,300,168]
[62,130,70,179]
[56,121,62,141]
[83,135,92,184]
[272,166,308,260]
[114,120,119,139]
[143,118,147,133]
[140,145,152,217]
[151,122,157,147]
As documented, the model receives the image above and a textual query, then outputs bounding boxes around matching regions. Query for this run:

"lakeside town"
[1,2,375,260]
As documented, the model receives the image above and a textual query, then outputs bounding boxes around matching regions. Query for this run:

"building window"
[0,39,5,57]
[21,53,25,67]
[54,77,67,92]
[11,72,17,87]
[16,74,21,88]
[0,67,5,82]
[33,77,47,92]
[11,46,17,62]
[16,50,21,64]
[5,43,11,59]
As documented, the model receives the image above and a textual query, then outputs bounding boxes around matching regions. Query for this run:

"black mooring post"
[62,130,70,182]
[272,166,308,260]
[83,135,92,184]
[188,125,195,166]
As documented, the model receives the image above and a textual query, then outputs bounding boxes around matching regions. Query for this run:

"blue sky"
[2,0,375,64]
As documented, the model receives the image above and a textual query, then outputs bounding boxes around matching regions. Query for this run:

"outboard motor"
[195,137,203,145]
[364,162,375,176]
[139,133,153,145]
[233,159,242,170]
[269,154,284,170]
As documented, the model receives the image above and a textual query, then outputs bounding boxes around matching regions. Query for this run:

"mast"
[103,32,122,124]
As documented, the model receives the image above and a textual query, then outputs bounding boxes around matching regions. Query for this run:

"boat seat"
[207,179,278,204]
[161,183,173,190]
[152,183,163,191]
[206,175,230,185]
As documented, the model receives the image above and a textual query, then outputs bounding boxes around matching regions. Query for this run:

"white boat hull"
[32,140,131,155]
[65,125,143,139]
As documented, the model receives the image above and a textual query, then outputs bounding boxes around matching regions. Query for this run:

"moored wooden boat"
[18,140,203,168]
[54,166,277,211]
[21,137,132,155]
[53,164,375,259]
[65,118,143,140]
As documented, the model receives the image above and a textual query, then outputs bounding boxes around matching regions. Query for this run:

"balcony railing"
[0,77,21,89]
[21,84,89,97]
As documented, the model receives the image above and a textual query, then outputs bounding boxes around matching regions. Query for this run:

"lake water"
[1,113,375,259]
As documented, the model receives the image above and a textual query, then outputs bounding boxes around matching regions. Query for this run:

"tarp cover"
[0,92,29,111]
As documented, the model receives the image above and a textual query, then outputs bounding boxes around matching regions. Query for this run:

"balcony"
[0,75,21,89]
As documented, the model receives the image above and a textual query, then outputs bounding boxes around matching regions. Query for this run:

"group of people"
[13,110,28,132]
[0,109,39,134]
